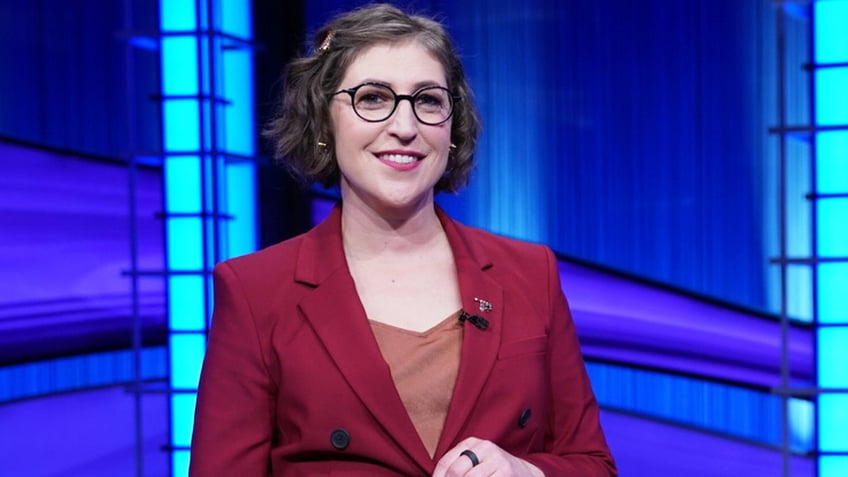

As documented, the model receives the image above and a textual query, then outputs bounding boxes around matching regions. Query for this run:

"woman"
[190,4,616,476]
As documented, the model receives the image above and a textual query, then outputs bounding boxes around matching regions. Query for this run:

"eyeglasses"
[332,82,459,126]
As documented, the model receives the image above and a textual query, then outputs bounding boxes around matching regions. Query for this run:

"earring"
[317,141,328,149]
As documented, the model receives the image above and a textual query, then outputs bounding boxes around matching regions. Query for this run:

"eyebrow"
[356,79,447,90]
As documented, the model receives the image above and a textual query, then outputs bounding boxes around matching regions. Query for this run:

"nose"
[386,97,418,141]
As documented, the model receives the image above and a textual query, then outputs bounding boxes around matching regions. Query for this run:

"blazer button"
[330,428,350,450]
[518,408,532,428]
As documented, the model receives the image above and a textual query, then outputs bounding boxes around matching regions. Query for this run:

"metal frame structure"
[126,0,257,475]
[771,1,848,476]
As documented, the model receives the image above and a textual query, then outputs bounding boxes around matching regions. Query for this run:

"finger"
[433,454,473,477]
[433,450,472,477]
[460,449,480,468]
[434,438,483,477]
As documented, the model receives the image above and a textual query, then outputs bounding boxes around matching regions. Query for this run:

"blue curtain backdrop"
[304,0,779,312]
[1,0,781,312]
[0,0,160,159]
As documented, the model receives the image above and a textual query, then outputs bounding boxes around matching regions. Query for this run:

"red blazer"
[190,205,616,476]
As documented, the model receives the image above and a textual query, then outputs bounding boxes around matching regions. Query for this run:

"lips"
[374,151,426,171]
[379,153,420,164]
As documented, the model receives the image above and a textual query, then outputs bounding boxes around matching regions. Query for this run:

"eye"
[415,89,448,111]
[354,85,393,110]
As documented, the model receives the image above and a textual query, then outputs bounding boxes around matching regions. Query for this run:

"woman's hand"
[432,437,545,477]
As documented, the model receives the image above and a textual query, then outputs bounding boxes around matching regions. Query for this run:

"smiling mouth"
[377,153,422,164]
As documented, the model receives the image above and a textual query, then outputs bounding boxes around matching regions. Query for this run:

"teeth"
[380,154,417,164]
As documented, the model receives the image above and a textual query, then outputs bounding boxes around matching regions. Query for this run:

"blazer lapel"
[434,209,505,457]
[294,205,433,471]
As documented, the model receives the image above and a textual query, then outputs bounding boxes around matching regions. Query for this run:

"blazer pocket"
[497,335,547,360]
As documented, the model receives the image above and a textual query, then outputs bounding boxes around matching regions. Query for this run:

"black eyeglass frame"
[332,82,461,126]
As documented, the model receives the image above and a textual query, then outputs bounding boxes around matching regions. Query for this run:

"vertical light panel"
[159,2,204,475]
[160,0,256,475]
[813,1,848,476]
[220,0,256,259]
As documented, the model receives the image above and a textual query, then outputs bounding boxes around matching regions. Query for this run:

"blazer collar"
[434,206,504,457]
[294,204,504,469]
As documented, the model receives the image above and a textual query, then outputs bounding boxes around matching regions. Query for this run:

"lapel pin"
[474,297,493,313]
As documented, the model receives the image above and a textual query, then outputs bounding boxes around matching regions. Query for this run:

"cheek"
[329,104,349,142]
[331,116,362,154]
[428,126,453,153]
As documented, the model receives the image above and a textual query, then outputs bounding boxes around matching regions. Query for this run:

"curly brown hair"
[263,3,481,193]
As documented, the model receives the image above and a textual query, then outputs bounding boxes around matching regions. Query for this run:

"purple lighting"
[0,139,165,364]
[561,260,812,389]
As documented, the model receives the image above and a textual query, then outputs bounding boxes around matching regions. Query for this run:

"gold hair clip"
[319,30,334,53]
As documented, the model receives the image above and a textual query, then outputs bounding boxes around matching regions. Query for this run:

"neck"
[340,200,445,260]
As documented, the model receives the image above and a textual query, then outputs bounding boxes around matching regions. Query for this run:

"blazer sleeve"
[189,261,276,476]
[523,247,617,476]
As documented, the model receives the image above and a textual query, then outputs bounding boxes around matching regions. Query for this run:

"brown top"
[369,312,463,457]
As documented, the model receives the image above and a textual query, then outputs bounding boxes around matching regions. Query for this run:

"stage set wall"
[1,0,840,476]
[0,0,782,311]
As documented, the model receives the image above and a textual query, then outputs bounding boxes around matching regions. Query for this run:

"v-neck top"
[369,311,463,457]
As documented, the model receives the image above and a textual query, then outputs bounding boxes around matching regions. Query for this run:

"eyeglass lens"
[351,83,452,125]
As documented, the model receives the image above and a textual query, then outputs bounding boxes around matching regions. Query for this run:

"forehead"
[341,40,447,88]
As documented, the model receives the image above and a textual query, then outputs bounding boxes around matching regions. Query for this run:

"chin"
[376,191,433,211]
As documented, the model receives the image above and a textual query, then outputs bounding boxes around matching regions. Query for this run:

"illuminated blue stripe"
[161,0,256,473]
[161,2,204,475]
[161,0,197,31]
[817,328,848,388]
[171,393,199,446]
[164,157,202,211]
[822,457,848,477]
[220,3,257,257]
[818,264,848,324]
[819,394,848,452]
[169,275,207,331]
[169,334,206,389]
[817,199,848,257]
[585,361,813,451]
[814,2,848,475]
[163,102,201,151]
[172,450,191,477]
[221,0,251,36]
[166,219,204,269]
[0,348,167,404]
[226,162,257,258]
[816,133,848,193]
[221,49,254,156]
[218,0,256,259]
[814,0,848,63]
[161,37,199,95]
[814,69,848,126]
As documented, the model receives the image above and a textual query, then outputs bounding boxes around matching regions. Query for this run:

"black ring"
[460,449,480,467]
